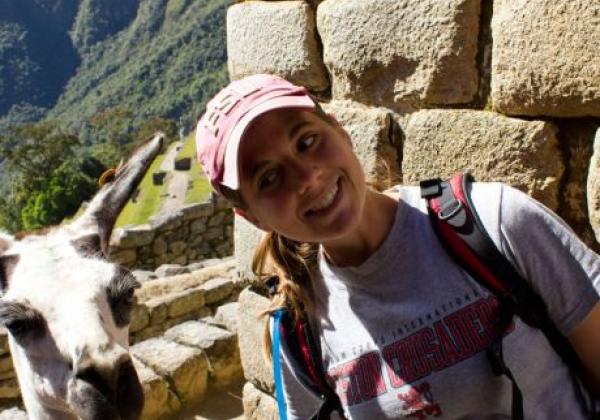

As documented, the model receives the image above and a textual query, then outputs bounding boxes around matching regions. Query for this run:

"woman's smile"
[305,176,341,217]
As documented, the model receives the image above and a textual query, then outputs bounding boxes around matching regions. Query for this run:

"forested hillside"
[0,0,230,232]
[49,0,230,140]
[0,0,229,135]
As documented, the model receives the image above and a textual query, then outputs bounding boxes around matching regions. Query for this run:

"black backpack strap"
[421,173,593,418]
[275,310,345,419]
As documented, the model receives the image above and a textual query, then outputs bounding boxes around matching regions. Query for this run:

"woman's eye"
[297,135,317,152]
[258,168,279,190]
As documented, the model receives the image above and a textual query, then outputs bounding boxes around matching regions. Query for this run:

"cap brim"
[221,95,315,190]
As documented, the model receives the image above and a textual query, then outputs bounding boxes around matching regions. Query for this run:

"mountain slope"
[48,0,230,138]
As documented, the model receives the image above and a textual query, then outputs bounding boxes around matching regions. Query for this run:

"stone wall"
[109,194,234,270]
[229,0,600,417]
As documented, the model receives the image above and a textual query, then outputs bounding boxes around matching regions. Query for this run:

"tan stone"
[109,249,137,266]
[163,289,206,319]
[233,215,265,286]
[238,288,273,393]
[136,258,236,302]
[0,355,12,373]
[0,330,8,356]
[165,321,243,387]
[129,304,150,333]
[555,122,599,251]
[491,0,600,117]
[132,357,181,419]
[402,110,564,210]
[0,378,20,399]
[131,338,208,404]
[145,298,168,325]
[323,101,400,190]
[317,0,480,108]
[227,1,329,91]
[242,381,278,420]
[213,302,240,334]
[200,277,234,305]
[588,129,600,244]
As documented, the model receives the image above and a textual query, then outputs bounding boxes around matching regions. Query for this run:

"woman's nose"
[290,159,322,195]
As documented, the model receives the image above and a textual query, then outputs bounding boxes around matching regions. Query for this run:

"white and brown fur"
[0,134,163,420]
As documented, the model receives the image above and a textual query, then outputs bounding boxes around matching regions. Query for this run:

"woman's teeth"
[310,182,339,212]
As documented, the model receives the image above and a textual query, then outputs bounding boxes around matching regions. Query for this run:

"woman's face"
[237,108,367,244]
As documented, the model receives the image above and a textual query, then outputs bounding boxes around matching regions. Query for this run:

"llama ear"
[71,133,163,255]
[0,255,19,292]
[71,233,102,256]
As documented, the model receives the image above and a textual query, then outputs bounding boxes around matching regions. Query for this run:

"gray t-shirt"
[276,183,600,419]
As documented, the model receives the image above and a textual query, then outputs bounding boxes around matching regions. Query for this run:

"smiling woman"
[195,74,600,420]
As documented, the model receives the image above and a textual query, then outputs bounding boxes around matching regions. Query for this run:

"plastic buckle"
[420,179,442,198]
[438,199,463,221]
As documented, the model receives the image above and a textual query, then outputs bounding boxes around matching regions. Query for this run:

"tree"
[0,121,96,232]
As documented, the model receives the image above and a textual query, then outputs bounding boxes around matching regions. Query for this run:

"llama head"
[0,134,163,420]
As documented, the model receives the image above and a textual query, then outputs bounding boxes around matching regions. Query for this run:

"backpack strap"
[421,173,593,418]
[271,308,345,420]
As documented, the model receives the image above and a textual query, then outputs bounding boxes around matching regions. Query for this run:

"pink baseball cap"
[196,74,315,193]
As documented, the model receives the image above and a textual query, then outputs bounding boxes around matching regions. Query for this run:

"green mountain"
[0,0,230,136]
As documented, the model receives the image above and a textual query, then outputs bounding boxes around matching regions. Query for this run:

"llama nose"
[71,357,143,420]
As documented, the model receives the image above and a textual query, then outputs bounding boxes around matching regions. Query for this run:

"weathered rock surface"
[588,129,600,244]
[213,302,240,334]
[317,0,480,108]
[555,121,599,251]
[243,381,278,420]
[491,0,600,117]
[323,101,400,190]
[200,277,234,305]
[234,215,265,286]
[227,1,329,91]
[165,321,242,388]
[402,110,564,210]
[132,357,181,420]
[0,379,19,399]
[131,338,208,403]
[238,288,273,394]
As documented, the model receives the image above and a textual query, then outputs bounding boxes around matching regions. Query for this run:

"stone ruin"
[1,0,598,419]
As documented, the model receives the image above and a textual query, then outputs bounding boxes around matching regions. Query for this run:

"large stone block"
[200,277,234,305]
[165,321,242,388]
[242,381,278,420]
[213,302,240,334]
[132,357,181,419]
[317,0,480,108]
[588,129,600,244]
[238,288,273,394]
[555,121,599,251]
[491,0,600,117]
[323,101,400,190]
[131,338,208,404]
[402,110,564,210]
[227,1,329,92]
[234,215,265,285]
[111,225,154,248]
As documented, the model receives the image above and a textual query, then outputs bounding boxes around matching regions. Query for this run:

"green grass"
[115,151,167,227]
[179,134,212,205]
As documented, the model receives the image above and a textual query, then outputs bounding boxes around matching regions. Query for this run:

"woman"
[196,74,600,419]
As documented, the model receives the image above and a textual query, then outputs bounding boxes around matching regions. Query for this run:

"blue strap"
[272,309,288,420]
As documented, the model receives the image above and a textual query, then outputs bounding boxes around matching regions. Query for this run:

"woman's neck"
[321,189,398,267]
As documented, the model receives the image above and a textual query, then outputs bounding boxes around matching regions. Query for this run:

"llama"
[0,134,163,419]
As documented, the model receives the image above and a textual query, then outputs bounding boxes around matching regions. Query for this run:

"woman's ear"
[234,207,269,231]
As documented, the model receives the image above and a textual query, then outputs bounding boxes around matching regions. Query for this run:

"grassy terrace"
[179,134,212,205]
[115,151,167,228]
[113,134,211,228]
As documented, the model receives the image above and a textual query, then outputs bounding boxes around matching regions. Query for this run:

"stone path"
[159,141,190,215]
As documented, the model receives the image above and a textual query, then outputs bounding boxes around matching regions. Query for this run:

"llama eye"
[106,271,140,328]
[0,301,45,342]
